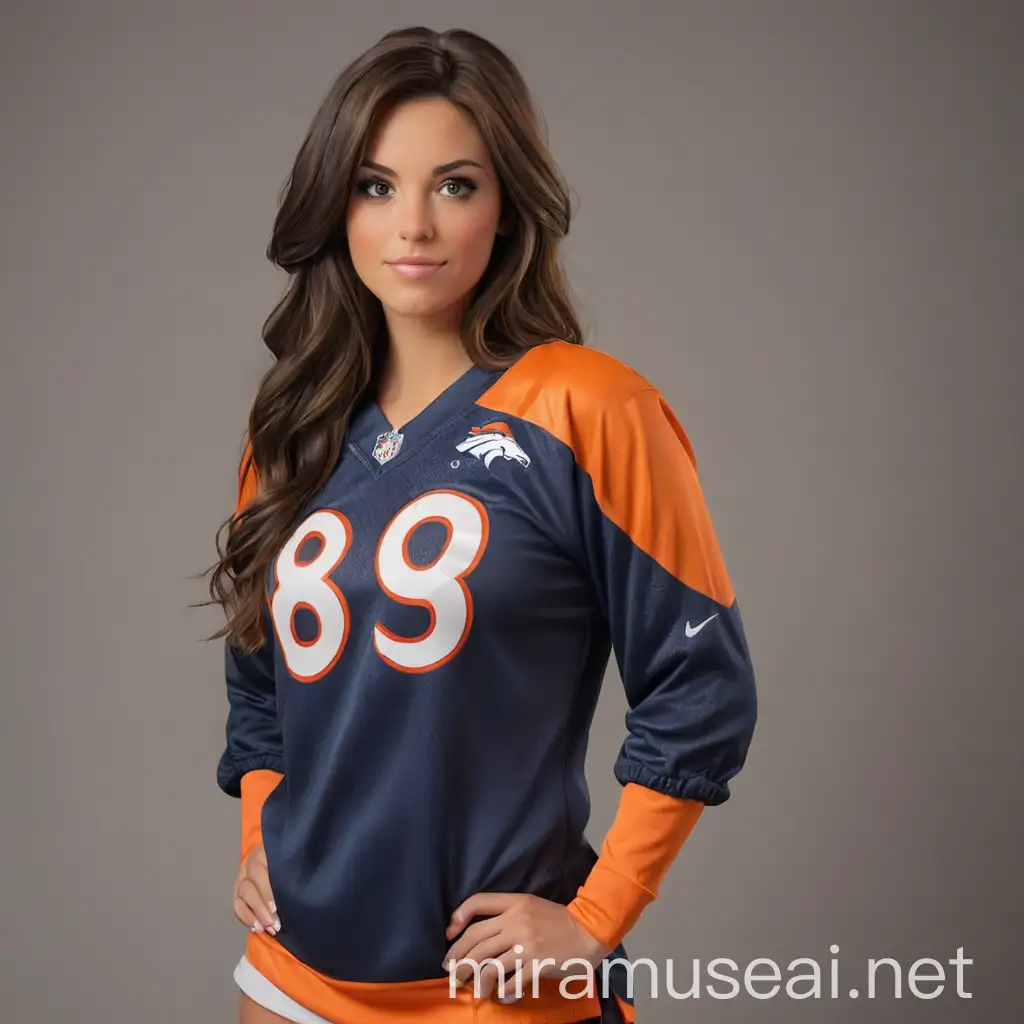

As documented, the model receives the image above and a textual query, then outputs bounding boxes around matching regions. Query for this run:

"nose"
[397,191,435,242]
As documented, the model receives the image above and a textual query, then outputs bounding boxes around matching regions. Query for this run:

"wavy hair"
[202,26,584,653]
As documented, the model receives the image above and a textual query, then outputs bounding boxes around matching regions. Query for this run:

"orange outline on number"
[373,489,490,675]
[266,509,353,683]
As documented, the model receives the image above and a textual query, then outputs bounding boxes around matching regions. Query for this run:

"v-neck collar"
[348,362,502,476]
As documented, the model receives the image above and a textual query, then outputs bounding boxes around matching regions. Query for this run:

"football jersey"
[217,340,758,1023]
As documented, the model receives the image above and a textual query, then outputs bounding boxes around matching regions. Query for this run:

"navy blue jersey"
[217,340,757,1022]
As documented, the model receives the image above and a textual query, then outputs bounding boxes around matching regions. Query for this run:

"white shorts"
[234,955,334,1024]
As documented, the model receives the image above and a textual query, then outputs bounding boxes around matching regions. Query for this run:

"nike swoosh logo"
[685,613,719,638]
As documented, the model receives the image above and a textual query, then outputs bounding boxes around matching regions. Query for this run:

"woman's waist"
[259,805,598,984]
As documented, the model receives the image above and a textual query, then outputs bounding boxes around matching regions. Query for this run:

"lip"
[387,259,445,279]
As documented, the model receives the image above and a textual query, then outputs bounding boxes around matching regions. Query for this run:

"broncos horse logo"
[455,422,531,468]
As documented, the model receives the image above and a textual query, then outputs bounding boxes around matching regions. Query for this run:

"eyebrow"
[359,158,486,177]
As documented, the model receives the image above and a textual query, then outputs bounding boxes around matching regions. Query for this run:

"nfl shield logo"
[372,429,404,465]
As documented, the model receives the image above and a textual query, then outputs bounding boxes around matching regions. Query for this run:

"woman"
[207,25,757,1024]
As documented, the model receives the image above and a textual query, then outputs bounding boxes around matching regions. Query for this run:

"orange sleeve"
[233,439,285,864]
[240,768,285,864]
[566,783,704,949]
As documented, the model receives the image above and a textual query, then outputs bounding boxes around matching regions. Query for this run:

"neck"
[375,308,475,410]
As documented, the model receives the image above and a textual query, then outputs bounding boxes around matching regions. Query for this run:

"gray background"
[2,1,1020,1021]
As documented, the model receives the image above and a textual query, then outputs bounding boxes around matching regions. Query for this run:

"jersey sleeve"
[215,441,286,863]
[564,384,758,947]
[567,783,704,949]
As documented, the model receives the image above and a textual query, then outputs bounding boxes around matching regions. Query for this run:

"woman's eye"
[357,177,393,198]
[440,177,477,199]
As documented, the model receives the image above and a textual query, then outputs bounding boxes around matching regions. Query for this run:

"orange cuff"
[240,769,284,865]
[566,782,704,949]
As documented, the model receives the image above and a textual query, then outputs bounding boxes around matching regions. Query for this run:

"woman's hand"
[233,842,281,936]
[442,893,612,1001]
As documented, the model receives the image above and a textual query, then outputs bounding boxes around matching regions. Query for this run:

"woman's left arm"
[563,383,758,951]
[444,377,757,988]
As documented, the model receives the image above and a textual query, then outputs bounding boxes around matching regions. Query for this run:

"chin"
[378,289,465,320]
[382,297,444,317]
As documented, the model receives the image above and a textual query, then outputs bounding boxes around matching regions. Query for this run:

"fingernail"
[273,915,281,931]
[268,900,277,914]
[251,922,263,933]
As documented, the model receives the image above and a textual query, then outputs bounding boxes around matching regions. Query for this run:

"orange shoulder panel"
[236,439,259,513]
[478,341,734,605]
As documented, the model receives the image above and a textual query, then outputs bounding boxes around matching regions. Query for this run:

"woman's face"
[345,96,505,325]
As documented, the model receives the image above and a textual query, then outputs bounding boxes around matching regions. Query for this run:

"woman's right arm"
[216,441,285,933]
[219,627,285,936]
[217,618,286,863]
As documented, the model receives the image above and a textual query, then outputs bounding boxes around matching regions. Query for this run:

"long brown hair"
[203,26,584,654]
